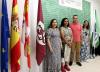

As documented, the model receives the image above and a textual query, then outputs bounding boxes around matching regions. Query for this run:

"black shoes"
[76,62,82,66]
[69,61,82,66]
[69,61,73,66]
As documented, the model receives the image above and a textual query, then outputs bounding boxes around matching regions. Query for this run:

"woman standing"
[44,19,62,72]
[80,20,90,62]
[60,18,73,72]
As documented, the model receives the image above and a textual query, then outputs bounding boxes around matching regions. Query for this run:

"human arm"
[60,27,69,45]
[46,29,53,53]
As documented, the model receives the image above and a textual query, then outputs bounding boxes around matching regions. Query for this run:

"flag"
[92,10,99,48]
[36,0,46,65]
[22,0,31,68]
[10,0,21,72]
[1,0,10,72]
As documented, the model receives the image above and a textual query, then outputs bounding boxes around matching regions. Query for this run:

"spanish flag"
[10,0,21,72]
[22,0,31,68]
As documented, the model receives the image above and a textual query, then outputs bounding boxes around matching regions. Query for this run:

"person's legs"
[76,42,82,66]
[64,45,71,71]
[87,46,90,60]
[69,42,75,66]
[61,43,66,72]
[61,43,65,64]
[76,42,81,62]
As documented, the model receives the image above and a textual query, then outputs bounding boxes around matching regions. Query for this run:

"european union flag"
[1,0,10,72]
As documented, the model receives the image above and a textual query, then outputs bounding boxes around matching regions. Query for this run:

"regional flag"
[92,10,99,48]
[10,0,21,72]
[36,0,46,65]
[1,0,10,72]
[22,0,31,68]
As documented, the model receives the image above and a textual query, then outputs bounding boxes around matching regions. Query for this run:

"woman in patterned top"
[80,20,90,62]
[44,19,62,72]
[60,18,73,72]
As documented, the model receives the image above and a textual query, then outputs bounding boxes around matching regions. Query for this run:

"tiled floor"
[69,56,100,72]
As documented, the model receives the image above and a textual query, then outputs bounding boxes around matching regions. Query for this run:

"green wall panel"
[42,0,90,29]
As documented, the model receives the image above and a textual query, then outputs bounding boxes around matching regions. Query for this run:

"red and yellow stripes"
[23,0,31,68]
[10,0,21,72]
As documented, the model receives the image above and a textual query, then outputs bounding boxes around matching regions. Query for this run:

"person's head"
[83,20,90,29]
[60,18,69,27]
[73,15,78,23]
[49,19,58,28]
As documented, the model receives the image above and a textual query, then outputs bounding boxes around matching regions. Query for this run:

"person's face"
[52,20,57,28]
[84,21,88,27]
[64,19,69,26]
[73,16,78,23]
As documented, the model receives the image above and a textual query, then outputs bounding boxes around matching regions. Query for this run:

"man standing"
[69,15,82,66]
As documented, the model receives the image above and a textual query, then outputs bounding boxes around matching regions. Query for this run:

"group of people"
[44,15,90,72]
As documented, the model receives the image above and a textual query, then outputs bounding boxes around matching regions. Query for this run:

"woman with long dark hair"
[60,18,72,72]
[80,20,90,62]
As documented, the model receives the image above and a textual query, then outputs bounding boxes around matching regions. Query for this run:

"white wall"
[0,0,43,72]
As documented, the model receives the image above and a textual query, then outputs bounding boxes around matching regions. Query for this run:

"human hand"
[50,48,54,53]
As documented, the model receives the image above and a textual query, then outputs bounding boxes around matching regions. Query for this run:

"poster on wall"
[59,0,82,10]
